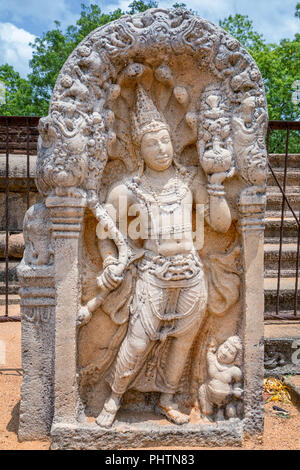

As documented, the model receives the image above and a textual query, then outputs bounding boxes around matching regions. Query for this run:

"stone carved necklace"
[126,166,194,248]
[139,168,188,214]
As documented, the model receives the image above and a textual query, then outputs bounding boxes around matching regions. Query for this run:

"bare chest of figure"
[132,175,196,256]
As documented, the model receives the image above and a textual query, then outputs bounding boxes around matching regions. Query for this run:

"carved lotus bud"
[154,65,174,85]
[107,84,121,102]
[174,86,189,106]
[125,63,145,79]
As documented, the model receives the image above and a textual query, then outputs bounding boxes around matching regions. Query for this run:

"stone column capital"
[46,194,87,239]
[239,189,266,232]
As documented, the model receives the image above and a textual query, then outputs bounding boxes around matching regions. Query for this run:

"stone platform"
[51,414,243,450]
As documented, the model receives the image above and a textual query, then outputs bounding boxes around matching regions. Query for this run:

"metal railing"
[265,121,300,320]
[0,117,39,322]
[0,117,299,322]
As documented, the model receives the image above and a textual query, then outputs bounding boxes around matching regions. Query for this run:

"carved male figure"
[95,85,232,427]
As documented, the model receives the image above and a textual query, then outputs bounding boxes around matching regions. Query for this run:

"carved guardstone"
[18,9,268,448]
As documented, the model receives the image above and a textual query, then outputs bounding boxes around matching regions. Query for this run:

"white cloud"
[0,0,298,79]
[105,0,299,43]
[0,23,35,77]
[0,0,78,32]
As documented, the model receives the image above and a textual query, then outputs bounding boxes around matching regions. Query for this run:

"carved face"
[217,342,237,364]
[141,128,173,171]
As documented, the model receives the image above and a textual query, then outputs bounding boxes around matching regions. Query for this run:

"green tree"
[28,3,124,115]
[28,1,158,115]
[219,14,266,52]
[1,0,299,153]
[127,0,158,14]
[0,64,37,115]
[220,13,300,152]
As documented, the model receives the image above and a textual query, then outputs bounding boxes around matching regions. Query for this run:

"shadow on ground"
[7,400,20,434]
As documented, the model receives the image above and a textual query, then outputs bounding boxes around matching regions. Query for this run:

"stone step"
[264,268,299,278]
[0,294,20,305]
[0,283,19,295]
[265,237,299,244]
[268,154,300,169]
[264,310,300,320]
[266,210,300,219]
[266,190,300,212]
[264,217,299,239]
[267,185,300,194]
[0,232,24,259]
[0,154,37,191]
[264,243,299,273]
[0,261,19,283]
[267,168,300,186]
[264,277,300,312]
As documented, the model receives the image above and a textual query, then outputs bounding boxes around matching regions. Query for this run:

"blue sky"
[0,0,299,77]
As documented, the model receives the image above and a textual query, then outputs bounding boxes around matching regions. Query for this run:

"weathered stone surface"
[17,203,55,441]
[18,8,268,447]
[51,418,243,450]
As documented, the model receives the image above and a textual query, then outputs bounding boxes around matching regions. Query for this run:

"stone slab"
[51,416,243,450]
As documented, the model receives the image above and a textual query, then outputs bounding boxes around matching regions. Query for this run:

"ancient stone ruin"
[17,8,268,449]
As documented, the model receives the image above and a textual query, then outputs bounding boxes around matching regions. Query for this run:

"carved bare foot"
[157,395,190,425]
[216,407,225,422]
[96,394,121,428]
[201,413,214,424]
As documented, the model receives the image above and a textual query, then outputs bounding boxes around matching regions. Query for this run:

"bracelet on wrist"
[207,182,225,197]
[207,189,226,197]
[102,255,118,269]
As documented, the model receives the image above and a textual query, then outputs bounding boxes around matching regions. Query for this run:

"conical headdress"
[131,84,170,145]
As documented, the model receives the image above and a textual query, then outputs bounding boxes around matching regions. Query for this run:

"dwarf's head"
[217,336,242,365]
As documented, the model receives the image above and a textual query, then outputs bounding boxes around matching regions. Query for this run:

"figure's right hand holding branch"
[97,263,125,291]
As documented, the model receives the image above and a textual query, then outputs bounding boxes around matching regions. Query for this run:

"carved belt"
[139,250,203,282]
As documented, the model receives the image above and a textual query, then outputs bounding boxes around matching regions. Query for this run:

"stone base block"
[51,414,243,450]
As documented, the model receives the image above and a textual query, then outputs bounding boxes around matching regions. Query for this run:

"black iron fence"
[266,121,300,320]
[0,117,299,322]
[0,117,39,322]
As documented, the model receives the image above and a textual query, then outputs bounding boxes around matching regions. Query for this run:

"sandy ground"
[0,313,299,451]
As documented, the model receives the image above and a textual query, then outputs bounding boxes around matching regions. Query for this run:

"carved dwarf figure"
[199,336,243,422]
[94,85,233,428]
[23,203,53,266]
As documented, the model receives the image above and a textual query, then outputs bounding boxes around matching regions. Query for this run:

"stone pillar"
[239,190,266,437]
[46,194,86,426]
[18,263,55,440]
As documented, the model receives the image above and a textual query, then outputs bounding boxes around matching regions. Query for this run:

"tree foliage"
[0,64,36,115]
[0,1,299,151]
[220,12,299,152]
